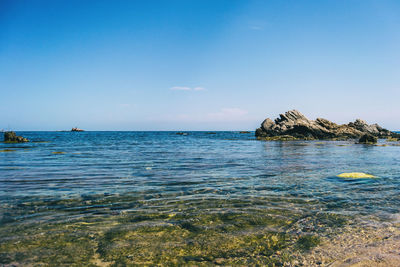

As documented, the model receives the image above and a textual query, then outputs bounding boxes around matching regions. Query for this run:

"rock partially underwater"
[358,134,378,144]
[176,132,189,136]
[337,172,376,179]
[3,131,29,143]
[256,110,398,141]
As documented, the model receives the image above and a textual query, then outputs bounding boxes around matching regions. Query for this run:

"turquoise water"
[1,131,400,265]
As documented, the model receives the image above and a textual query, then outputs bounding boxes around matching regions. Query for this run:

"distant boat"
[71,127,84,132]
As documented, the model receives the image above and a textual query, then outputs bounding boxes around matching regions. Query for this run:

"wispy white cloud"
[170,86,205,91]
[170,86,192,91]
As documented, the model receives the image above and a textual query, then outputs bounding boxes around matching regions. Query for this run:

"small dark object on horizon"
[71,127,84,132]
[4,131,29,143]
[358,134,378,144]
[239,131,251,134]
[176,132,188,136]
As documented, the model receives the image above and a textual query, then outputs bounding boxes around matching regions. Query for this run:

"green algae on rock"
[296,235,321,251]
[0,193,351,266]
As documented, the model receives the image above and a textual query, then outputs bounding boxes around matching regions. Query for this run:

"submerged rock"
[358,134,378,144]
[0,149,16,152]
[337,172,376,178]
[4,131,29,143]
[256,110,397,141]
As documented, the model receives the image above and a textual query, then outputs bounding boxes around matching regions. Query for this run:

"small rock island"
[255,110,398,143]
[3,131,29,143]
[71,127,84,132]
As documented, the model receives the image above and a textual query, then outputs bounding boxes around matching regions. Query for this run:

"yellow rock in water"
[337,172,376,178]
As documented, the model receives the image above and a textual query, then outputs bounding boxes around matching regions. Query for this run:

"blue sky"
[1,0,400,130]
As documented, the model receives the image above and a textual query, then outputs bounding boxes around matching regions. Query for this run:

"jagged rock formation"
[255,110,397,140]
[4,131,29,143]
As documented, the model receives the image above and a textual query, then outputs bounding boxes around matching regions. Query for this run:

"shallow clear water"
[1,131,400,265]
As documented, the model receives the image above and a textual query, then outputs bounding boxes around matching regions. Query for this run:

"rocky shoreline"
[256,110,399,142]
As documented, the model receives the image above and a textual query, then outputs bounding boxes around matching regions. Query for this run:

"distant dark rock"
[4,131,29,143]
[358,134,378,144]
[176,132,189,136]
[256,110,397,141]
[239,131,251,134]
[71,127,84,132]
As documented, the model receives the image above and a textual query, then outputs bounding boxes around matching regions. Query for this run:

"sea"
[1,131,400,265]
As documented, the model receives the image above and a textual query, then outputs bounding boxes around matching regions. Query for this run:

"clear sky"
[1,0,400,131]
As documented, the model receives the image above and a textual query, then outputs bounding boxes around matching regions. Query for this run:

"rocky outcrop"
[256,110,397,140]
[71,127,84,132]
[358,134,378,144]
[4,131,29,143]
